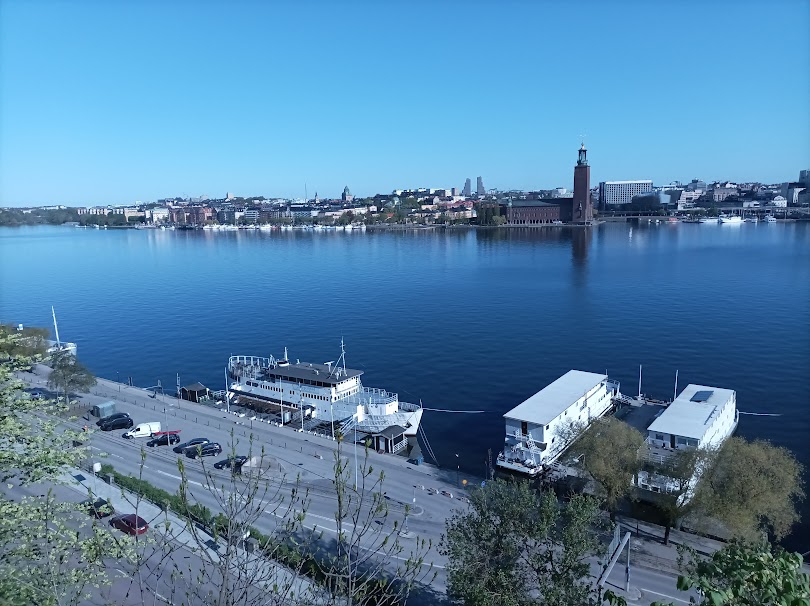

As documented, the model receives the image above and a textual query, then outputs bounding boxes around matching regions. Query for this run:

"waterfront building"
[770,195,787,208]
[598,180,654,208]
[506,144,593,225]
[637,384,738,496]
[572,143,593,223]
[497,370,619,475]
[711,186,738,203]
[677,191,702,210]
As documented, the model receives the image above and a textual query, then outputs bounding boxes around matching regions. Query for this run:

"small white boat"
[718,215,743,224]
[764,215,777,223]
[698,217,713,224]
[744,216,758,223]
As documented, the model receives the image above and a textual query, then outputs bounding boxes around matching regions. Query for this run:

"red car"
[109,514,148,536]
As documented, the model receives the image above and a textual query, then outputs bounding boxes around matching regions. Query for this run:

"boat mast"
[638,364,642,398]
[51,306,61,348]
[673,369,679,402]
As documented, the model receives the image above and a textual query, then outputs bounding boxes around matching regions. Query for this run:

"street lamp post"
[117,371,120,392]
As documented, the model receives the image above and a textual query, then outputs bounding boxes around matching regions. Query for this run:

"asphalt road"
[18,366,701,605]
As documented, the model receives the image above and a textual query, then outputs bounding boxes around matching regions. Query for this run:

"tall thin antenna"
[673,370,679,402]
[51,306,61,347]
[341,337,346,374]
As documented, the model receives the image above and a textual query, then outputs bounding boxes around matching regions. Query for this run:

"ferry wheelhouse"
[227,344,423,439]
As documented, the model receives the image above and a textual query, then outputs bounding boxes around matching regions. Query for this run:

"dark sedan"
[99,416,134,431]
[173,438,209,454]
[110,514,148,536]
[214,455,248,470]
[185,443,223,459]
[147,433,180,447]
[81,498,115,518]
[96,412,130,427]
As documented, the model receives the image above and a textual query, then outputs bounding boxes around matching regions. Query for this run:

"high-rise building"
[598,180,654,208]
[572,144,593,223]
[462,178,472,197]
[476,176,486,196]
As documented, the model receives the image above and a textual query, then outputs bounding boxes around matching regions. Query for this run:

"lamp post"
[455,453,460,487]
[117,371,120,392]
[354,423,358,491]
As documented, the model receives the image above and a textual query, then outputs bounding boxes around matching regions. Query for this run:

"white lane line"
[156,469,202,487]
[640,588,691,604]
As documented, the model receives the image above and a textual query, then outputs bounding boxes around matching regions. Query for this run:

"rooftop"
[263,362,363,385]
[503,370,608,426]
[646,384,736,441]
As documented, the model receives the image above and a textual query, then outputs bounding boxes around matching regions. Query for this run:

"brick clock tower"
[572,143,593,224]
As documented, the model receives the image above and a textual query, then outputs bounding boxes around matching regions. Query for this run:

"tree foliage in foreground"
[0,328,131,606]
[693,436,805,541]
[626,541,810,606]
[442,478,608,606]
[576,417,646,519]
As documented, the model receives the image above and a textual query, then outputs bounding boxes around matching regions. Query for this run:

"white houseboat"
[227,342,423,442]
[636,384,738,497]
[497,370,620,475]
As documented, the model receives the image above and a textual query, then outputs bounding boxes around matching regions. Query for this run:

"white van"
[123,422,161,439]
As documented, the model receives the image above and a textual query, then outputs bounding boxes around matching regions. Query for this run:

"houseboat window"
[655,433,664,441]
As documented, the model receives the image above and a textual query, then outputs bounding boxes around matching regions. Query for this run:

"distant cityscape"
[2,148,809,227]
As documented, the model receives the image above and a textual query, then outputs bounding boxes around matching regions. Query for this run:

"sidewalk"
[616,514,726,574]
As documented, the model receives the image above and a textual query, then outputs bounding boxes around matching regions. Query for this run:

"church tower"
[573,143,593,224]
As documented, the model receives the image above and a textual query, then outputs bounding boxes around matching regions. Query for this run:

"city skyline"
[1,1,809,206]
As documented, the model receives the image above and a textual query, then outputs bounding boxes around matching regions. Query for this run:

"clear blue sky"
[1,1,808,206]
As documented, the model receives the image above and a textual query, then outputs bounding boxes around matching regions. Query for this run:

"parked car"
[147,433,180,447]
[173,438,210,454]
[214,455,248,470]
[122,422,161,439]
[31,392,43,400]
[96,412,130,427]
[109,514,148,536]
[81,497,115,518]
[99,416,134,431]
[186,443,223,459]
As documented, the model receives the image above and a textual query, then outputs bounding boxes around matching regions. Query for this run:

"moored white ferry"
[227,343,423,441]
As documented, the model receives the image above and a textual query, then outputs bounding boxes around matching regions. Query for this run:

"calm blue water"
[2,223,809,549]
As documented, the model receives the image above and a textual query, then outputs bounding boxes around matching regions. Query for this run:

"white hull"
[718,215,743,224]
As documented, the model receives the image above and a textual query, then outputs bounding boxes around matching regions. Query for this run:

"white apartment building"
[770,196,787,208]
[677,190,703,210]
[498,370,619,475]
[599,180,654,207]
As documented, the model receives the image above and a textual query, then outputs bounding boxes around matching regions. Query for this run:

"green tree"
[442,479,607,606]
[693,437,804,541]
[46,350,96,406]
[643,446,717,545]
[650,541,810,606]
[576,417,646,520]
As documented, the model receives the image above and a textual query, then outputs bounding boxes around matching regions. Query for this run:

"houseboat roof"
[646,384,735,441]
[503,370,608,426]
[265,362,363,385]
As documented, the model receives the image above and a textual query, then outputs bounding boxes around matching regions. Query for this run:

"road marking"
[640,588,691,604]
[157,469,202,487]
